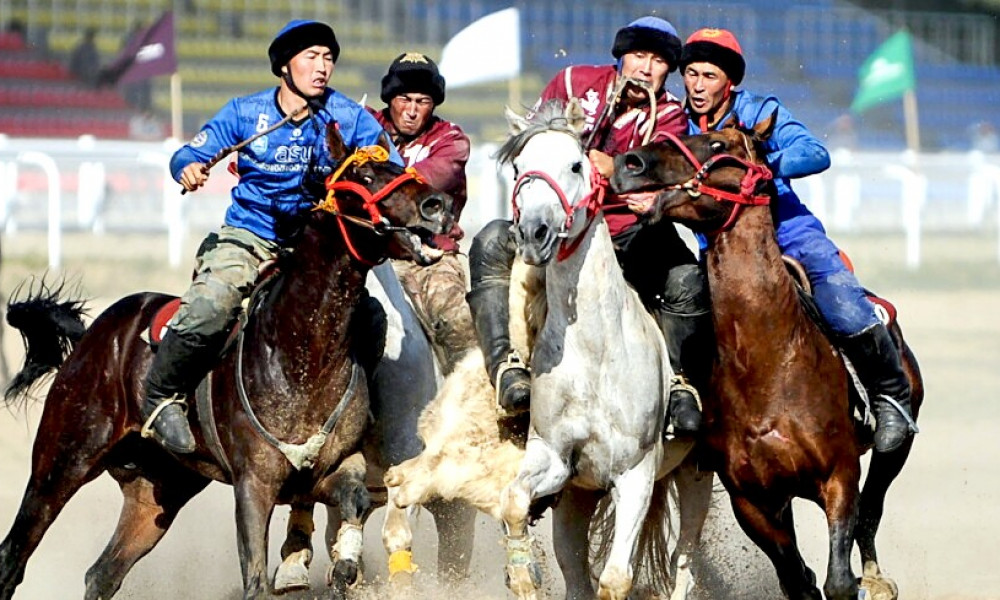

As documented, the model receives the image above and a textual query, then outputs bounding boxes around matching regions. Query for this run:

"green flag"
[850,30,916,114]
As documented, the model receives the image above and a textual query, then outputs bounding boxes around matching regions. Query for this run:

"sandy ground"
[0,230,998,599]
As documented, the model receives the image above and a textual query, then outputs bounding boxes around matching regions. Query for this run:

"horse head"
[499,99,601,265]
[611,112,777,234]
[315,121,453,266]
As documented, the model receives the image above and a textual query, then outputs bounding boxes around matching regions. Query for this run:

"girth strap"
[195,372,234,478]
[234,318,362,470]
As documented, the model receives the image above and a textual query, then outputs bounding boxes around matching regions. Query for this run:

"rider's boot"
[468,220,530,415]
[840,323,918,453]
[655,310,705,436]
[141,330,210,454]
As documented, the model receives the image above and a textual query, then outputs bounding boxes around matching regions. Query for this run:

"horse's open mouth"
[616,189,663,215]
[400,227,444,264]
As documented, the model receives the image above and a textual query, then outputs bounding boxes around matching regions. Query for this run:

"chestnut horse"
[611,118,923,600]
[0,123,451,600]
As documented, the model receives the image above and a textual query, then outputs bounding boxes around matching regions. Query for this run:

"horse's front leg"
[500,437,571,600]
[272,503,316,594]
[670,456,714,600]
[552,487,602,600]
[324,452,370,599]
[426,498,477,581]
[382,486,418,590]
[234,476,279,600]
[821,467,861,600]
[597,449,659,600]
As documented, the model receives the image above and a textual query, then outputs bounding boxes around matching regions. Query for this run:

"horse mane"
[495,100,584,166]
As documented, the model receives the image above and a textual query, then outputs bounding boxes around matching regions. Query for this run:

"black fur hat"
[268,20,339,77]
[380,53,446,106]
[611,16,683,72]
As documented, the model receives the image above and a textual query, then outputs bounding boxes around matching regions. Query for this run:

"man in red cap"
[467,16,709,438]
[670,27,917,453]
[369,52,476,375]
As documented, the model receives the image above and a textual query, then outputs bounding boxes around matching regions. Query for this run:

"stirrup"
[669,374,702,410]
[140,394,189,439]
[495,351,529,416]
[875,393,920,434]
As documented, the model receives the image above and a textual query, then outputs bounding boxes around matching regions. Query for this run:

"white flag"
[439,8,520,89]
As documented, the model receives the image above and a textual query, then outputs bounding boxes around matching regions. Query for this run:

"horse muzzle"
[514,216,558,266]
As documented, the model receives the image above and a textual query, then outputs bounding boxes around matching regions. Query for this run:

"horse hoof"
[326,559,362,595]
[273,549,311,594]
[860,561,898,600]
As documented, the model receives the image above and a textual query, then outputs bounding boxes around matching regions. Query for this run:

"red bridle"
[659,131,773,235]
[314,146,426,266]
[510,165,607,261]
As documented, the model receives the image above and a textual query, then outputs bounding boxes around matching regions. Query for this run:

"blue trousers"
[777,217,878,337]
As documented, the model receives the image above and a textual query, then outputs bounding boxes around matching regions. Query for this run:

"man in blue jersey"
[141,19,402,453]
[673,28,916,453]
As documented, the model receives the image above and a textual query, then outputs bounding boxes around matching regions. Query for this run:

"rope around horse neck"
[234,314,361,470]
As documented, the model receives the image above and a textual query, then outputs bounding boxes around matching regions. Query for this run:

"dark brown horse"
[0,122,452,600]
[610,118,923,600]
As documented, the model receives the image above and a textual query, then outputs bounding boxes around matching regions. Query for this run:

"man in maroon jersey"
[370,52,476,374]
[468,16,710,437]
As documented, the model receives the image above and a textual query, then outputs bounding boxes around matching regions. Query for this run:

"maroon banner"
[101,11,176,84]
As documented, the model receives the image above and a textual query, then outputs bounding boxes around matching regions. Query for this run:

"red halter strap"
[314,146,426,266]
[510,165,608,261]
[659,131,773,234]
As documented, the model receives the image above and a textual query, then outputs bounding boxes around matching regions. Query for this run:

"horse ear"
[326,120,348,162]
[753,109,778,142]
[505,105,531,135]
[720,113,741,130]
[565,98,587,135]
[376,130,394,154]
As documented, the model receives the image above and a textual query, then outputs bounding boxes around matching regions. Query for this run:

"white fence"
[2,135,999,270]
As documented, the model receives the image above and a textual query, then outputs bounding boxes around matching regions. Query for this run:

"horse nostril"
[623,153,646,175]
[532,223,549,242]
[420,196,444,221]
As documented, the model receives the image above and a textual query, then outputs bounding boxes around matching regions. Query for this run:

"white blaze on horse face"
[513,131,591,260]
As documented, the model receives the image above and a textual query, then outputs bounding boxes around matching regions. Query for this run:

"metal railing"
[2,135,998,270]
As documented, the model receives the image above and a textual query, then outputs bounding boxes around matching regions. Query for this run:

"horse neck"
[545,215,630,324]
[705,205,804,344]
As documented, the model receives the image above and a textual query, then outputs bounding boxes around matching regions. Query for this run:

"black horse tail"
[4,278,88,406]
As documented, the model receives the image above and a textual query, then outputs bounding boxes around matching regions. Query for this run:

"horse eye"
[710,141,726,153]
[571,162,582,174]
[362,175,374,185]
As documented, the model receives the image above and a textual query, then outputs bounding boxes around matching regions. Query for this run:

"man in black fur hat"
[369,52,477,375]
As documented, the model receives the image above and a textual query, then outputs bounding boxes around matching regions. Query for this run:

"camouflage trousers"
[169,225,281,341]
[392,253,477,375]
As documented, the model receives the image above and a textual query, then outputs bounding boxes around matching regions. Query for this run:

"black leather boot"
[141,330,210,454]
[655,309,709,436]
[840,323,918,453]
[468,220,530,415]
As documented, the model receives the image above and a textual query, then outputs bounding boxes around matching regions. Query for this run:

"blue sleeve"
[753,97,830,180]
[351,108,403,166]
[169,99,244,181]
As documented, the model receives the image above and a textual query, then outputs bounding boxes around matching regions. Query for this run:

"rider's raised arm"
[755,96,831,180]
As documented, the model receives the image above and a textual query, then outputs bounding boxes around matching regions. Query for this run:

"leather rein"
[659,130,774,235]
[313,145,427,266]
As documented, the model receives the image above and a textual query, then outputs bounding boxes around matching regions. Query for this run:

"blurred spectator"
[827,114,858,151]
[69,27,101,87]
[970,121,998,153]
[129,110,164,140]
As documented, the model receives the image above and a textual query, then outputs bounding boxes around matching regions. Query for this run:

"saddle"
[146,258,282,347]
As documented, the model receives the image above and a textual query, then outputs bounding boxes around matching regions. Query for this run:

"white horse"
[273,261,476,592]
[386,100,713,600]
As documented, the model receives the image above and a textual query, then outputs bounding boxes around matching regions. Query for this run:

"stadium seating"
[0,0,997,148]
